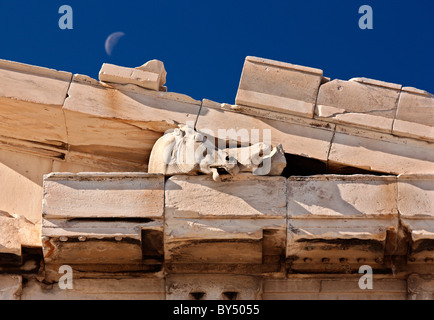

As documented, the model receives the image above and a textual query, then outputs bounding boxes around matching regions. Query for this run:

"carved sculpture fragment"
[148,125,286,181]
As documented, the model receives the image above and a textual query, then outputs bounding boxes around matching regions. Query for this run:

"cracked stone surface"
[315,78,402,133]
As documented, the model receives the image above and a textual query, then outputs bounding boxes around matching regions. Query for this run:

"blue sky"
[0,0,433,103]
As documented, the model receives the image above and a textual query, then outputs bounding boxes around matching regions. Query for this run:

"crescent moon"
[105,32,125,56]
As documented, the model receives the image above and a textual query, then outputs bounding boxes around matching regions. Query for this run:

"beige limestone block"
[263,293,322,300]
[42,220,163,265]
[321,277,406,293]
[288,218,395,242]
[166,174,286,219]
[401,217,434,263]
[286,218,396,267]
[0,135,65,160]
[42,217,161,235]
[99,63,161,91]
[236,56,323,118]
[41,173,165,266]
[65,150,149,172]
[65,74,200,123]
[0,59,72,105]
[0,59,70,155]
[398,174,434,263]
[64,110,162,165]
[316,78,402,133]
[165,217,285,263]
[0,102,67,158]
[165,174,287,263]
[319,278,407,300]
[52,160,102,173]
[212,99,334,130]
[196,101,335,162]
[43,236,144,265]
[263,293,407,300]
[16,216,41,248]
[0,275,22,300]
[286,170,399,230]
[398,174,434,218]
[393,120,434,143]
[166,239,263,264]
[287,175,398,218]
[313,293,406,300]
[263,279,321,295]
[63,74,199,166]
[43,173,164,219]
[0,149,53,223]
[0,213,41,261]
[329,125,434,174]
[166,218,283,241]
[401,219,434,244]
[136,59,167,87]
[0,216,21,256]
[402,219,434,239]
[393,87,434,142]
[401,219,434,263]
[408,274,434,300]
[166,274,261,300]
[286,175,399,268]
[263,277,406,300]
[22,278,165,300]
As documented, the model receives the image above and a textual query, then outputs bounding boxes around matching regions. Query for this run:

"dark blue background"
[0,1,432,103]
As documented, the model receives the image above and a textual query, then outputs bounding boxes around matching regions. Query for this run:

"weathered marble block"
[287,175,399,271]
[22,278,165,300]
[398,174,434,264]
[393,87,434,142]
[164,174,287,264]
[0,275,22,300]
[236,56,324,118]
[329,125,434,174]
[42,173,165,265]
[166,274,261,300]
[0,214,40,265]
[99,63,161,91]
[197,99,335,162]
[408,274,434,300]
[0,59,71,159]
[63,74,200,169]
[263,277,407,300]
[316,78,402,133]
